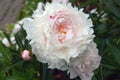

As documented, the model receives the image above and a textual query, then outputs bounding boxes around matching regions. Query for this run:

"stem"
[42,64,47,80]
[43,0,46,3]
[100,66,103,80]
[48,69,54,80]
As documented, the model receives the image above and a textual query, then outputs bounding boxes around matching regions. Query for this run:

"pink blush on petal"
[49,14,57,19]
[50,10,74,43]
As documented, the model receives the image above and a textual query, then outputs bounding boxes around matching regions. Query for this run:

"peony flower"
[23,0,94,70]
[21,50,32,61]
[68,42,101,80]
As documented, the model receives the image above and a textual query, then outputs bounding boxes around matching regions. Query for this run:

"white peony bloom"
[23,0,95,70]
[68,42,101,80]
[32,2,44,18]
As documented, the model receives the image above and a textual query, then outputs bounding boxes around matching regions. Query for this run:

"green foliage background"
[0,0,120,80]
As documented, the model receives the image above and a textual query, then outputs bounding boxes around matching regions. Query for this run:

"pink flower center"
[50,11,73,43]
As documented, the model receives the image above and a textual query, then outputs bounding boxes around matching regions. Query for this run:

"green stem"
[42,64,47,80]
[43,0,46,3]
[100,66,103,80]
[48,69,54,80]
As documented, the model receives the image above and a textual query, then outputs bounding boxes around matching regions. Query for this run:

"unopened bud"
[21,50,32,61]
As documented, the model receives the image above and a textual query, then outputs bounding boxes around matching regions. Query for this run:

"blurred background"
[0,0,120,80]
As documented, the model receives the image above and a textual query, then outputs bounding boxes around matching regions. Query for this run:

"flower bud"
[2,38,10,47]
[2,37,16,47]
[21,50,32,61]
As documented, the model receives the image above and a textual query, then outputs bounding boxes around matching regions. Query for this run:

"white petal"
[2,38,10,47]
[52,0,69,4]
[68,42,101,80]
[32,2,44,18]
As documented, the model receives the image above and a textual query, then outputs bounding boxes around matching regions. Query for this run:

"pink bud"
[21,50,32,61]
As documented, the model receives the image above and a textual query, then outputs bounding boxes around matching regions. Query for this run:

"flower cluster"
[22,0,101,80]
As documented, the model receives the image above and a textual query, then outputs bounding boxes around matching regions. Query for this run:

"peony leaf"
[100,40,120,70]
[106,1,120,19]
[0,41,11,63]
[15,34,24,50]
[106,39,120,65]
[115,0,120,6]
[0,69,6,80]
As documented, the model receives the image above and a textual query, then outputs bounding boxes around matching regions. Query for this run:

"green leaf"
[0,41,11,63]
[0,70,6,80]
[7,61,24,70]
[106,39,120,65]
[106,1,120,19]
[115,0,120,6]
[15,34,24,51]
[3,32,11,45]
[100,39,120,70]
[24,39,32,50]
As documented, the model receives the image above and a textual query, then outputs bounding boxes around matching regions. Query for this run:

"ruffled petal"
[68,42,101,80]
